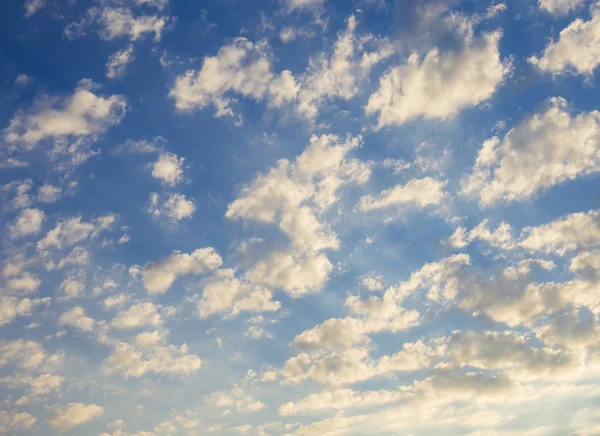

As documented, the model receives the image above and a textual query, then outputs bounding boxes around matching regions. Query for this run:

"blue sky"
[2,0,600,434]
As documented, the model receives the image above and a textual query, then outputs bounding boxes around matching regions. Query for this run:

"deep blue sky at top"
[1,0,599,308]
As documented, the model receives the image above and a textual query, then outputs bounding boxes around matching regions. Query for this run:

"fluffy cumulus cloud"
[141,248,223,294]
[59,306,95,331]
[103,332,202,378]
[37,214,116,251]
[530,2,600,74]
[284,0,325,12]
[98,7,169,42]
[9,208,44,239]
[49,403,103,431]
[366,24,510,127]
[171,14,391,120]
[0,297,48,326]
[3,79,126,152]
[170,38,298,115]
[359,177,447,212]
[462,97,600,205]
[519,209,600,255]
[106,45,135,79]
[151,152,185,186]
[197,269,280,318]
[110,302,163,329]
[148,192,195,221]
[275,340,437,386]
[539,0,585,15]
[37,184,62,203]
[227,134,369,296]
[207,385,265,413]
[24,0,45,17]
[296,15,393,120]
[448,219,514,250]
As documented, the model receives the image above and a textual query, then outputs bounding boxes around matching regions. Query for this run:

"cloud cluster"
[462,97,600,205]
[170,38,298,115]
[141,248,223,294]
[227,134,369,296]
[367,24,510,127]
[4,80,126,160]
[531,2,600,74]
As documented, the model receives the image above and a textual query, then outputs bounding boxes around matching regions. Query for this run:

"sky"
[1,0,600,434]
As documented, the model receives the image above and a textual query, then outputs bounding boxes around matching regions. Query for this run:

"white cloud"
[284,257,474,352]
[59,269,86,299]
[0,157,29,168]
[278,340,436,386]
[284,0,325,12]
[292,307,420,351]
[49,403,104,431]
[445,331,579,380]
[448,219,514,250]
[110,302,163,329]
[367,29,509,127]
[296,15,393,120]
[148,192,195,221]
[37,214,116,251]
[228,134,369,296]
[107,46,135,79]
[24,0,45,18]
[137,0,169,10]
[0,297,48,326]
[389,253,471,303]
[207,385,265,413]
[0,411,36,432]
[280,27,297,43]
[1,180,33,209]
[104,337,201,378]
[9,208,44,239]
[539,0,584,15]
[141,248,223,294]
[535,308,600,350]
[4,272,41,294]
[151,152,185,186]
[56,247,90,269]
[281,255,466,353]
[113,136,166,154]
[4,80,126,153]
[0,339,62,371]
[530,2,600,74]
[38,184,62,203]
[245,325,272,339]
[460,257,600,327]
[197,269,280,318]
[6,373,64,397]
[279,387,404,416]
[15,74,34,85]
[170,38,298,115]
[519,210,600,255]
[462,98,600,205]
[227,134,367,251]
[98,8,168,42]
[359,177,447,212]
[59,306,96,332]
[360,276,383,291]
[244,251,333,297]
[102,293,132,310]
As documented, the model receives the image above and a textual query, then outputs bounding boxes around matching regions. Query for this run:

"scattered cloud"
[530,2,600,74]
[106,46,135,79]
[141,248,223,294]
[148,192,196,221]
[462,98,600,205]
[49,403,104,431]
